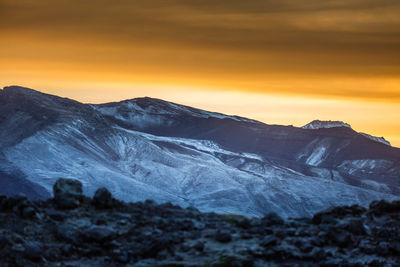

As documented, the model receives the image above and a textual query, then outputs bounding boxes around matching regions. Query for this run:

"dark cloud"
[0,0,399,98]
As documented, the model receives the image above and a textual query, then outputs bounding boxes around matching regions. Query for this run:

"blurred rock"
[92,187,113,209]
[53,178,83,209]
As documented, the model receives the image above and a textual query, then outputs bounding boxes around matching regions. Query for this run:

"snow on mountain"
[303,120,391,146]
[1,86,400,218]
[360,132,391,146]
[302,120,351,130]
[92,97,260,130]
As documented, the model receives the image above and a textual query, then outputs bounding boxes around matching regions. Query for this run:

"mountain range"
[1,85,399,218]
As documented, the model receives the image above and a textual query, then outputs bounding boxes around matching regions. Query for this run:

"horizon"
[1,0,399,146]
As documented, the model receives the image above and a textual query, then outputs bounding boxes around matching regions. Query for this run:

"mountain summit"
[303,120,391,146]
[1,86,399,217]
[302,120,351,130]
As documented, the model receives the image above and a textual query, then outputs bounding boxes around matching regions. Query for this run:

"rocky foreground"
[0,179,399,266]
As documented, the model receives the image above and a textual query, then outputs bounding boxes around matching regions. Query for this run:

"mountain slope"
[1,86,399,217]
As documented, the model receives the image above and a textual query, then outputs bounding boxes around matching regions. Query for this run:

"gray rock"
[53,178,83,209]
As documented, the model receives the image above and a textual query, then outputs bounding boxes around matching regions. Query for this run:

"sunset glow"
[1,0,399,146]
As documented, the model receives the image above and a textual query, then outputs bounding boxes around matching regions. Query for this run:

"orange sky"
[1,0,400,146]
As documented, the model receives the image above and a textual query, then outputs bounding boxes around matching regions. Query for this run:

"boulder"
[92,187,113,209]
[55,223,81,244]
[83,225,116,242]
[24,242,42,261]
[53,178,83,209]
[215,230,232,243]
[262,212,284,226]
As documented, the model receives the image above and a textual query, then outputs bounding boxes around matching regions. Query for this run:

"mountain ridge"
[1,85,399,218]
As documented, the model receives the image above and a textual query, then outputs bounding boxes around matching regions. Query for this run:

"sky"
[1,0,400,146]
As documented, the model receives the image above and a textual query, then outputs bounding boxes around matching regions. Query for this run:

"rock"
[91,214,108,225]
[211,253,254,267]
[192,241,205,251]
[53,178,83,209]
[260,236,277,247]
[11,243,25,253]
[343,218,366,235]
[326,228,352,247]
[21,206,36,219]
[358,239,375,254]
[55,223,81,244]
[262,212,284,226]
[45,208,66,221]
[83,225,116,242]
[377,241,390,256]
[43,247,61,261]
[1,183,400,266]
[24,242,42,261]
[312,212,338,225]
[0,233,8,249]
[369,200,400,215]
[215,230,232,243]
[92,187,113,209]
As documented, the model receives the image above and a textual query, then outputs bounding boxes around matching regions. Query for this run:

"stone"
[215,230,232,243]
[24,242,42,261]
[83,225,116,242]
[45,208,66,221]
[344,218,366,235]
[192,241,205,251]
[212,253,254,267]
[53,178,83,209]
[21,206,36,219]
[326,228,352,247]
[312,212,338,225]
[260,236,277,247]
[377,241,390,256]
[0,233,8,249]
[262,212,284,226]
[55,223,81,244]
[369,200,400,215]
[92,187,113,209]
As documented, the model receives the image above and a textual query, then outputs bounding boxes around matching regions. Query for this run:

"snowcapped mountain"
[302,120,391,146]
[302,120,351,130]
[1,86,400,218]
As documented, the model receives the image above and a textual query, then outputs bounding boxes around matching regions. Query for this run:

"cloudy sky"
[1,0,399,145]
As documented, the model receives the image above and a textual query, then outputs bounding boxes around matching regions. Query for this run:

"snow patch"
[360,132,391,146]
[302,120,351,130]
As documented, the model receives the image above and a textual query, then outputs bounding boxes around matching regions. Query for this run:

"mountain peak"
[302,120,351,130]
[302,120,391,146]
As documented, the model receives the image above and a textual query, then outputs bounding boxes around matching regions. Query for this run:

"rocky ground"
[0,178,399,266]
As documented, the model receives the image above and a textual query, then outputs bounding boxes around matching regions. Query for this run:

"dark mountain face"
[93,96,400,189]
[0,86,399,217]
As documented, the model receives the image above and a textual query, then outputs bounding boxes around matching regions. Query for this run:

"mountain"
[1,86,399,217]
[302,120,351,130]
[303,120,391,146]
